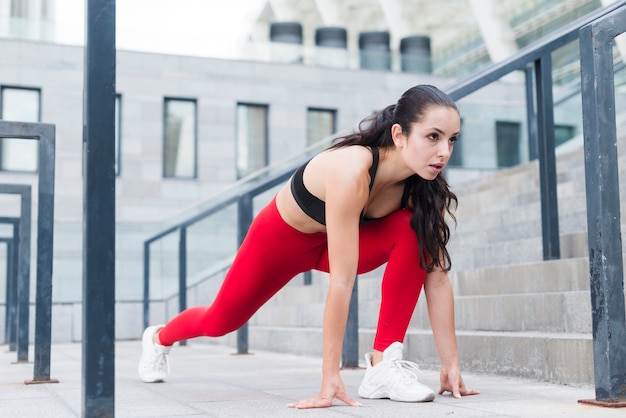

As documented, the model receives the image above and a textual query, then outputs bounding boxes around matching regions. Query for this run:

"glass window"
[115,94,121,176]
[448,118,463,167]
[0,86,40,172]
[554,124,575,148]
[163,98,197,178]
[307,108,336,146]
[496,121,521,168]
[236,103,268,179]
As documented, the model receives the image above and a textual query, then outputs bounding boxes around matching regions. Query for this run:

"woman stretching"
[138,84,479,408]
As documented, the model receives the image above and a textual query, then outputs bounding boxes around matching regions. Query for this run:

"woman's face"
[395,105,460,180]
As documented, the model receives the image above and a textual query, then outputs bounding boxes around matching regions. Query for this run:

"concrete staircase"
[185,135,626,387]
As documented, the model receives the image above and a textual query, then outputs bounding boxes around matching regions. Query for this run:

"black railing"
[0,120,57,385]
[0,189,31,363]
[141,0,626,404]
[579,5,626,404]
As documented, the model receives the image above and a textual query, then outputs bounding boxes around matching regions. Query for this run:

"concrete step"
[217,325,594,386]
[243,257,605,335]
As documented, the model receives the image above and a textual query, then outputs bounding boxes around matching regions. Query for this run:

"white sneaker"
[138,325,171,383]
[358,342,435,402]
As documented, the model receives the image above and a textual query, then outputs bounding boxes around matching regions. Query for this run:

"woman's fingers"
[287,393,362,409]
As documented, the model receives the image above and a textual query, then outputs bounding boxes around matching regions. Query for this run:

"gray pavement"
[0,340,624,417]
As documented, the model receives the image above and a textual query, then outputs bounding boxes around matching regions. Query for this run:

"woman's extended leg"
[158,198,328,345]
[139,198,327,382]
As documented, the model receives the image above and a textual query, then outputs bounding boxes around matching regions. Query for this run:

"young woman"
[138,84,479,408]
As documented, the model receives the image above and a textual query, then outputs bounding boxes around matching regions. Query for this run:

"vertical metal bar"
[17,188,31,363]
[143,242,150,330]
[236,194,253,354]
[178,227,187,346]
[579,14,626,403]
[2,239,11,344]
[82,0,116,416]
[0,187,31,360]
[29,125,57,383]
[0,237,13,344]
[534,53,560,260]
[524,65,538,161]
[0,218,19,350]
[341,277,359,368]
[303,271,312,286]
[9,222,18,351]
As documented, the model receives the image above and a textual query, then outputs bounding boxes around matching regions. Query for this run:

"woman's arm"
[288,148,371,409]
[424,269,479,398]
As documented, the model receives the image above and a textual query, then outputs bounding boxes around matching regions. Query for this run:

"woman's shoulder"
[306,146,373,190]
[318,145,373,171]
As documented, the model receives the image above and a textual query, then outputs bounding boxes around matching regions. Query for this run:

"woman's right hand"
[287,372,362,409]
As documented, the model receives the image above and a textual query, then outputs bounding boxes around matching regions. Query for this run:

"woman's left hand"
[438,365,480,398]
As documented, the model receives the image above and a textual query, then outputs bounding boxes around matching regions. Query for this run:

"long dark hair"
[330,84,459,272]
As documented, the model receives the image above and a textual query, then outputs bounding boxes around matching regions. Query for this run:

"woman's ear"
[391,123,404,147]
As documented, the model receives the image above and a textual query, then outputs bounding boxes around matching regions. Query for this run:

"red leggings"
[158,197,426,352]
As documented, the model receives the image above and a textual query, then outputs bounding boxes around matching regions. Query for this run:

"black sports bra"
[290,147,380,225]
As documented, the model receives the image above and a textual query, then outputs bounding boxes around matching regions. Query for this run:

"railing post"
[524,64,538,161]
[236,194,253,354]
[27,124,57,384]
[143,241,150,330]
[9,223,18,351]
[82,0,116,415]
[342,277,359,368]
[579,7,626,405]
[0,185,33,363]
[0,217,20,351]
[534,53,560,260]
[178,227,188,346]
[0,237,14,343]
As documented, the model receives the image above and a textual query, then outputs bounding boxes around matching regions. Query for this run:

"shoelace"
[153,353,168,371]
[390,359,421,383]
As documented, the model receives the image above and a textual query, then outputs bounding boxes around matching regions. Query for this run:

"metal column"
[534,53,560,260]
[0,185,32,363]
[579,7,626,405]
[82,0,116,416]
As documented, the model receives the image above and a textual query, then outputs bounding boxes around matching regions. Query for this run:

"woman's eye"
[428,133,438,141]
[449,136,458,143]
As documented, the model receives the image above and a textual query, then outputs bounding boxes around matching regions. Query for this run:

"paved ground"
[0,340,624,417]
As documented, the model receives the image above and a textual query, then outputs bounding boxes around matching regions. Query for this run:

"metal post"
[342,277,359,368]
[82,0,116,416]
[0,217,19,351]
[0,186,32,363]
[17,188,31,363]
[524,65,538,161]
[0,237,13,344]
[9,223,18,351]
[0,121,57,381]
[143,242,150,330]
[534,53,560,260]
[578,8,626,405]
[303,271,312,286]
[178,227,187,346]
[28,124,57,384]
[236,194,253,354]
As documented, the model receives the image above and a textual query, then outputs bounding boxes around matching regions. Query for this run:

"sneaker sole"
[359,385,435,402]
